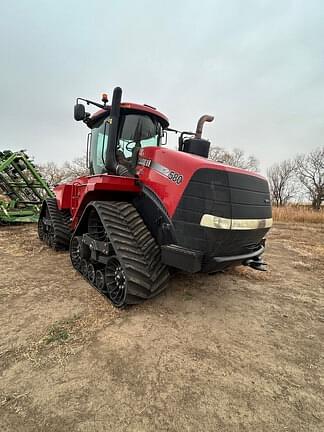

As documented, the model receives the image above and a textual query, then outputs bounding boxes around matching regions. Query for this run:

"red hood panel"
[136,147,266,217]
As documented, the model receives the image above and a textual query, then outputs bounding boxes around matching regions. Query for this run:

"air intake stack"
[181,114,214,158]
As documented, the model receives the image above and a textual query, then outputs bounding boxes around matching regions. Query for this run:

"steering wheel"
[125,141,138,151]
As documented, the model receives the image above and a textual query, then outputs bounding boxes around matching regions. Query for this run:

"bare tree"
[295,147,324,210]
[267,160,296,206]
[61,155,89,181]
[38,154,89,188]
[37,161,67,188]
[209,146,259,171]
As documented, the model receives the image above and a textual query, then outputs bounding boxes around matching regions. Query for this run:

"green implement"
[0,150,53,223]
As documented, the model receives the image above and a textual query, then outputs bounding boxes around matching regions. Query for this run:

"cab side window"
[90,121,109,174]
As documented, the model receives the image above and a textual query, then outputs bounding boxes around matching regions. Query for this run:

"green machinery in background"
[0,150,54,223]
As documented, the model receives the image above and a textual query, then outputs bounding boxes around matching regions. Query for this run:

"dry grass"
[273,205,324,224]
[1,224,324,432]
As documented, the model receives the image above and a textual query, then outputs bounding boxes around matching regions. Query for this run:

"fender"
[132,185,176,245]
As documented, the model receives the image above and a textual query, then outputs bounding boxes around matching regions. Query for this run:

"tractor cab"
[74,88,169,176]
[74,87,214,178]
[89,111,164,175]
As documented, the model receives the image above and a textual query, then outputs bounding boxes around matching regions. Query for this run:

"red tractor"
[38,87,272,307]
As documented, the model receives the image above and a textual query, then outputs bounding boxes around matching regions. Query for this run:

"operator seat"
[115,142,141,176]
[128,142,141,174]
[116,149,131,169]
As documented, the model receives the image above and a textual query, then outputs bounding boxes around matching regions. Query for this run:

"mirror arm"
[165,127,180,134]
[76,97,109,110]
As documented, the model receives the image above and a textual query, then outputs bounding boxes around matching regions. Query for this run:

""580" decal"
[168,171,183,184]
[149,161,184,185]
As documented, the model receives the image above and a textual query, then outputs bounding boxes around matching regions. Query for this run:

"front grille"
[172,168,271,256]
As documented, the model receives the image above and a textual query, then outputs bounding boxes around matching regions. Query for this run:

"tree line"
[266,147,323,210]
[37,156,89,188]
[208,146,323,210]
[37,145,323,210]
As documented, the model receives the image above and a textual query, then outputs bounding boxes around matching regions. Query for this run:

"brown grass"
[273,205,324,224]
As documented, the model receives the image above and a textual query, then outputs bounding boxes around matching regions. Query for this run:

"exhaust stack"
[195,115,214,139]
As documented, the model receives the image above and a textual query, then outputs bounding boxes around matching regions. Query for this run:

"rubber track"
[46,198,71,250]
[93,201,170,305]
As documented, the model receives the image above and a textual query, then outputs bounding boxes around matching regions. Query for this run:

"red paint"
[54,175,140,228]
[55,146,266,227]
[91,102,169,126]
[136,147,267,217]
[55,183,72,210]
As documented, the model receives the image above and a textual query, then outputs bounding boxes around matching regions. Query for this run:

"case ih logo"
[138,157,152,168]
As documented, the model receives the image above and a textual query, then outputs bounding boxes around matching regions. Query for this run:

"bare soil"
[0,223,323,432]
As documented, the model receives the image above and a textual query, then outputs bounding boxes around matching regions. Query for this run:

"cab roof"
[88,102,169,128]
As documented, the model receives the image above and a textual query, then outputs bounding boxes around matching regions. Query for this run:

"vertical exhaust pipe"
[195,115,214,139]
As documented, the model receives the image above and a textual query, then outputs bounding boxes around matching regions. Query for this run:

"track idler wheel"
[70,236,82,270]
[105,256,127,307]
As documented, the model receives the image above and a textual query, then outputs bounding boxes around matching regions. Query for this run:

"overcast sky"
[1,0,323,173]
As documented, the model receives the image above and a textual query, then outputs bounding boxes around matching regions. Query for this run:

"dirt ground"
[0,223,323,432]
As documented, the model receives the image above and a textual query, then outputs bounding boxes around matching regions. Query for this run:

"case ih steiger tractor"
[38,87,272,307]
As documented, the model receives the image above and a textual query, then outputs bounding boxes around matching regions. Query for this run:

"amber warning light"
[101,93,109,105]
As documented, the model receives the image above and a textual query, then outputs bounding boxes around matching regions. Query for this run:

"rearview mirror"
[74,103,86,121]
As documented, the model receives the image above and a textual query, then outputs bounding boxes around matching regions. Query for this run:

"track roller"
[95,270,105,291]
[87,263,96,284]
[80,259,88,277]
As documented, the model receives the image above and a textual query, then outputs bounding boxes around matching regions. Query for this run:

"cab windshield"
[118,114,161,158]
[90,113,162,175]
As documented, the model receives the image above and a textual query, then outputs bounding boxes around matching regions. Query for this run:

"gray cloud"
[1,0,323,173]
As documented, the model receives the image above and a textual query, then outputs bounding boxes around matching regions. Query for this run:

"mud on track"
[0,223,323,431]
